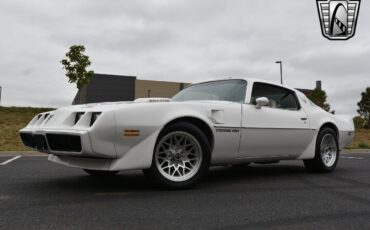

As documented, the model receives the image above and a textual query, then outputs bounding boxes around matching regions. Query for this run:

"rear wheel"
[304,127,339,173]
[143,122,211,189]
[83,169,119,177]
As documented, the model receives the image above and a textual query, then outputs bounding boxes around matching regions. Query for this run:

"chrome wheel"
[320,134,338,167]
[155,131,203,182]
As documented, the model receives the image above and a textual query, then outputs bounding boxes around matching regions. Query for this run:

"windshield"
[172,79,247,103]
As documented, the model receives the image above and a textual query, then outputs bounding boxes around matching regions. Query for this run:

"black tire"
[143,122,211,189]
[83,169,119,177]
[304,127,339,173]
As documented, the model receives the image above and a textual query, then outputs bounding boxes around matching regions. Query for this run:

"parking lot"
[1,152,369,230]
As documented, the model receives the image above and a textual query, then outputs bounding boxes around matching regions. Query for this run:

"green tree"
[61,45,94,89]
[307,87,331,112]
[353,116,365,129]
[357,87,370,128]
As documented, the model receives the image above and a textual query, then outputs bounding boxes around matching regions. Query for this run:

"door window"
[251,83,300,110]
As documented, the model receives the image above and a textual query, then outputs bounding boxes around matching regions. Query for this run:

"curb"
[0,151,47,157]
[341,149,370,154]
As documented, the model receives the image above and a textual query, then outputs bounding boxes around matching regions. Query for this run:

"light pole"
[275,61,283,84]
[0,86,2,105]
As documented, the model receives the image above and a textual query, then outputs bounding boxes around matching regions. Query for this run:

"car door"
[238,82,311,159]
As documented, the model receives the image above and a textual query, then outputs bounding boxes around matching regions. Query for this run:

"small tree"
[353,116,365,129]
[61,45,94,89]
[357,87,370,128]
[307,87,331,112]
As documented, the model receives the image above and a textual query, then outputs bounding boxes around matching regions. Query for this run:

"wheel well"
[319,122,339,139]
[163,117,214,150]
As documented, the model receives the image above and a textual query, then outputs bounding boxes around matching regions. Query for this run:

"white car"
[20,78,354,188]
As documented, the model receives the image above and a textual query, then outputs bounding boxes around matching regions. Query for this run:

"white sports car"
[20,78,354,188]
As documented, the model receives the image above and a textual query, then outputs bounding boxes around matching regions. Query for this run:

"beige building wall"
[135,80,190,98]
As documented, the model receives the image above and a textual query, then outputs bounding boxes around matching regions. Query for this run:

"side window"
[251,83,300,110]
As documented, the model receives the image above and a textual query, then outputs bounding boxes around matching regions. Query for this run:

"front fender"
[111,103,214,170]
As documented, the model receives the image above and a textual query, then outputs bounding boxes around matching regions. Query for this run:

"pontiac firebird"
[19,78,354,188]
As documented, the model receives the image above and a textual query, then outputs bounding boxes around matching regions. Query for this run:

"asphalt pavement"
[0,153,369,230]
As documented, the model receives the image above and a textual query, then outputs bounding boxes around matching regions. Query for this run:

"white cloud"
[0,0,369,115]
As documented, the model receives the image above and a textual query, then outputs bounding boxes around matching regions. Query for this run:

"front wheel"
[143,122,211,189]
[304,127,339,173]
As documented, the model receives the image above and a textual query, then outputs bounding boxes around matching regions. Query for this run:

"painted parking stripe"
[340,156,364,160]
[0,156,22,165]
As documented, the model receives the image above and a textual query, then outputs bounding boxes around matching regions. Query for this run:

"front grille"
[19,133,48,151]
[20,133,34,148]
[46,134,82,152]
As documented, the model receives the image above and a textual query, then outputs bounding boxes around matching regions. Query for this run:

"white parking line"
[0,156,22,165]
[340,156,364,160]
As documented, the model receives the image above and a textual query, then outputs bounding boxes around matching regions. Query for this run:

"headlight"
[74,112,85,125]
[90,112,101,126]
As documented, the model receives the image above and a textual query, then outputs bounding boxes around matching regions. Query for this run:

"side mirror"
[255,97,269,109]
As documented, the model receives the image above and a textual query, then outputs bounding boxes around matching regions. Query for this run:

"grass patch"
[358,142,369,149]
[345,129,370,149]
[0,106,54,151]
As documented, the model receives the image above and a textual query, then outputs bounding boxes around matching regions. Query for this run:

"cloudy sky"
[0,0,369,115]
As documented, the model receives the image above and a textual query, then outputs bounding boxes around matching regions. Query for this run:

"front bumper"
[18,129,106,157]
[18,106,159,171]
[19,108,117,158]
[20,132,82,153]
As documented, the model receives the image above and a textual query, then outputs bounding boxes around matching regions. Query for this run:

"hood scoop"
[134,98,171,103]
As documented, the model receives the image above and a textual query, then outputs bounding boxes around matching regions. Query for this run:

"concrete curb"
[0,151,47,157]
[341,149,370,154]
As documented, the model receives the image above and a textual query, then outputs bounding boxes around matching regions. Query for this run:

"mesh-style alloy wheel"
[155,131,203,182]
[143,122,211,189]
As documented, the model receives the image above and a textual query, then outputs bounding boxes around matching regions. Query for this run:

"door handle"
[300,117,307,121]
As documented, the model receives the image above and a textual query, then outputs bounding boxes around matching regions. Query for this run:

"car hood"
[61,98,237,112]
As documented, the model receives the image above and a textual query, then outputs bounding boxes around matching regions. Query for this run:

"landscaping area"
[346,128,370,149]
[0,106,53,151]
[0,106,369,151]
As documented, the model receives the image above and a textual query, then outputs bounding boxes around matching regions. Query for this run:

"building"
[296,80,322,96]
[72,74,322,104]
[72,74,190,105]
